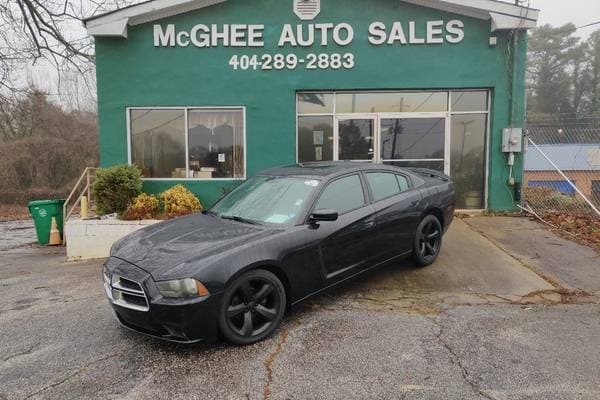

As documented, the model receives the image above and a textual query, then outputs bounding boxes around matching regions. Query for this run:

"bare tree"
[0,0,139,106]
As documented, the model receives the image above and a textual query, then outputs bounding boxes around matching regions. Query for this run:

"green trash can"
[28,199,66,245]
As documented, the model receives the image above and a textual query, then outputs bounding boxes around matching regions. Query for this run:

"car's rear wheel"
[412,215,443,267]
[218,269,286,345]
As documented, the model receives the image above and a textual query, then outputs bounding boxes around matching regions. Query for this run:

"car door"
[364,172,423,259]
[312,174,378,279]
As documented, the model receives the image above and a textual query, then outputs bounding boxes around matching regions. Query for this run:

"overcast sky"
[528,0,600,38]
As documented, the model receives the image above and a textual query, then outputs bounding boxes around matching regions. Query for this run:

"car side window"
[314,174,365,214]
[366,172,402,202]
[396,174,410,192]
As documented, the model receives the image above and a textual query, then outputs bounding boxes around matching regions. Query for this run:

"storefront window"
[297,93,334,114]
[336,92,448,113]
[188,109,244,179]
[130,109,186,178]
[129,107,245,179]
[338,119,375,161]
[451,91,488,112]
[384,160,445,172]
[298,116,334,162]
[380,118,445,160]
[296,90,489,208]
[451,114,487,209]
[450,91,489,209]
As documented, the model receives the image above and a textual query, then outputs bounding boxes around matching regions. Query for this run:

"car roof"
[259,162,406,179]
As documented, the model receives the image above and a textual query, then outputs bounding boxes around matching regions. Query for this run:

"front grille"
[105,273,149,312]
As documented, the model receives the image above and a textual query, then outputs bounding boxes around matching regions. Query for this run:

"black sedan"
[103,162,455,345]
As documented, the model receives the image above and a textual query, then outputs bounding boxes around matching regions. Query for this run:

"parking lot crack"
[21,349,133,399]
[2,343,39,363]
[472,289,596,307]
[430,317,497,400]
[262,322,300,400]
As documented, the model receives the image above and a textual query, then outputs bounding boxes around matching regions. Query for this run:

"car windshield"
[211,176,320,225]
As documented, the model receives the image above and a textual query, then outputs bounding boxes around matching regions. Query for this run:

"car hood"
[111,213,279,279]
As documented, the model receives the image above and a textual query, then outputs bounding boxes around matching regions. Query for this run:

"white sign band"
[153,20,465,48]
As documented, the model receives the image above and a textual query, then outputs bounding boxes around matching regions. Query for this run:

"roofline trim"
[84,0,539,38]
[85,0,227,37]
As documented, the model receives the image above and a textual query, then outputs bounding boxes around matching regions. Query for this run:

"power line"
[576,21,600,31]
[550,21,600,35]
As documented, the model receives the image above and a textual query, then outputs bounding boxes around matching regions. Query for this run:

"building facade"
[525,143,600,202]
[85,0,538,209]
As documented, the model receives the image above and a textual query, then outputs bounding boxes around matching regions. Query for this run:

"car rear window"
[396,175,410,191]
[366,172,403,202]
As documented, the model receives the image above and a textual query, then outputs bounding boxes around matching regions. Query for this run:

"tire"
[412,215,443,267]
[218,269,286,346]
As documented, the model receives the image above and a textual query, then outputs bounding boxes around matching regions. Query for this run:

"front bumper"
[103,257,222,344]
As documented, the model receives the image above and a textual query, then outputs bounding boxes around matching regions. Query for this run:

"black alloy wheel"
[218,269,286,345]
[412,215,443,267]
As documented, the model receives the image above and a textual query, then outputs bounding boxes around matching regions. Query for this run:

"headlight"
[156,278,210,299]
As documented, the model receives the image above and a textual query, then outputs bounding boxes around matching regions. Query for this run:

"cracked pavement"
[1,216,599,399]
[0,220,36,251]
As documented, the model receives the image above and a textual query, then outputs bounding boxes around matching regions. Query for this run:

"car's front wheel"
[218,269,286,345]
[412,215,443,267]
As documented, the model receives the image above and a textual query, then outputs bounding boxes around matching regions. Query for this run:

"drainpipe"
[510,30,524,128]
[507,29,527,205]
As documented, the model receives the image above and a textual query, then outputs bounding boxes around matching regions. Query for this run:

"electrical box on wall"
[502,128,523,153]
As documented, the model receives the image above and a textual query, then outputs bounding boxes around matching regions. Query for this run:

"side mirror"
[310,209,339,224]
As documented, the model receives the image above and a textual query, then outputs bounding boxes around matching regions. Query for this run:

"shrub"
[121,193,160,220]
[160,185,202,218]
[93,164,142,215]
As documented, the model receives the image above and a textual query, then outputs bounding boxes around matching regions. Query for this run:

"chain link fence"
[522,116,600,245]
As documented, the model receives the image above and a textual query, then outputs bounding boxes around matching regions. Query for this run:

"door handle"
[410,200,420,207]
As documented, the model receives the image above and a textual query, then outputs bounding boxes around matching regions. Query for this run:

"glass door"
[379,115,448,173]
[335,115,377,162]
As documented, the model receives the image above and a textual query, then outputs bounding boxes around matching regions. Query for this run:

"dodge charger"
[103,162,455,345]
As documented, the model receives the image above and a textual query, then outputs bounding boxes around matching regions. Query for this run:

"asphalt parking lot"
[1,216,599,400]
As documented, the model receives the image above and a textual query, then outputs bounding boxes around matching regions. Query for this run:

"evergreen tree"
[527,24,600,117]
[527,24,580,116]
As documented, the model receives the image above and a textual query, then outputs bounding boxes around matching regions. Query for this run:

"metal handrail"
[63,167,98,245]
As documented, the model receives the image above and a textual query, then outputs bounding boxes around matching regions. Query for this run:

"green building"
[85,0,538,210]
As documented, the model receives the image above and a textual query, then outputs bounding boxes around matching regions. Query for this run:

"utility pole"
[391,98,404,159]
